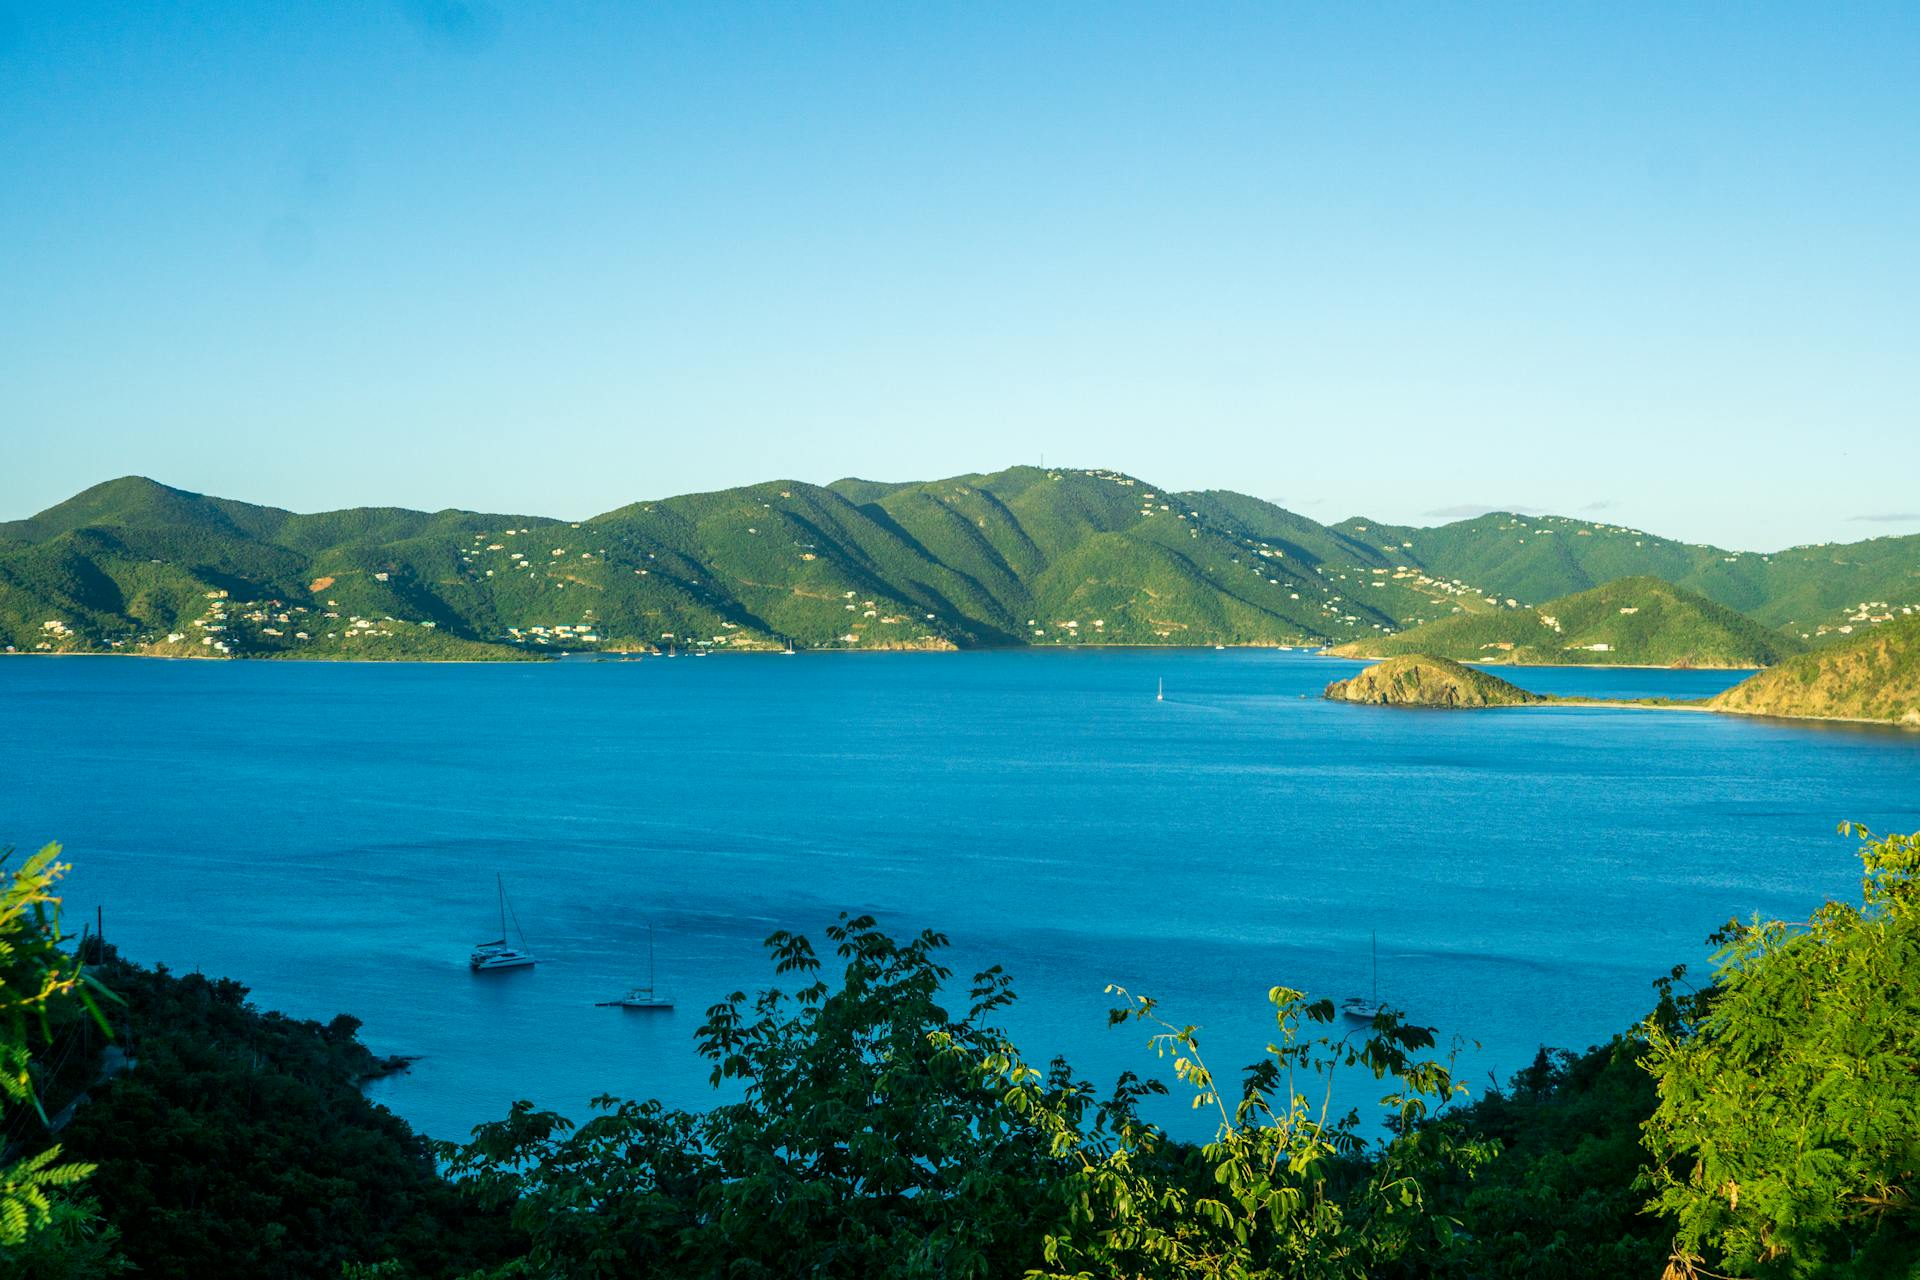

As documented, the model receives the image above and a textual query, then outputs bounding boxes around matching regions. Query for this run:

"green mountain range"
[1,469,1915,660]
[1327,578,1807,669]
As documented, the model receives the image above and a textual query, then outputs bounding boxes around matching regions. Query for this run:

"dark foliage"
[44,950,519,1280]
[1423,1038,1669,1279]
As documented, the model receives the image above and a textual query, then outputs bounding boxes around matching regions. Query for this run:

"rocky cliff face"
[1323,655,1548,708]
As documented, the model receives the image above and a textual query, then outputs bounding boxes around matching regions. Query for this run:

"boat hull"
[470,953,536,971]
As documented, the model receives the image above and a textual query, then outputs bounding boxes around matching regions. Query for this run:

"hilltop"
[1323,655,1548,708]
[1709,616,1920,726]
[1327,578,1804,669]
[2,471,1915,660]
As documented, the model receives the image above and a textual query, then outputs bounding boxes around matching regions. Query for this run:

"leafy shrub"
[0,844,110,1256]
[1642,825,1920,1278]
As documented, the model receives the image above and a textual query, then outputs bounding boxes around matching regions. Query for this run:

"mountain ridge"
[2,469,1914,660]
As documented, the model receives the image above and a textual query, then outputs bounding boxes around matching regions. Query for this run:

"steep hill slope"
[1327,578,1804,668]
[1708,617,1920,726]
[0,469,1401,657]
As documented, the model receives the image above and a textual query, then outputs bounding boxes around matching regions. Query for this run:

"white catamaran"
[1341,930,1384,1023]
[599,925,673,1010]
[470,874,536,971]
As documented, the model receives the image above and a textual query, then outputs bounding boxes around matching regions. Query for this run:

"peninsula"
[1327,621,1920,727]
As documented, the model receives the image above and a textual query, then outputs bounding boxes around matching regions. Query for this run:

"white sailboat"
[470,874,536,971]
[599,925,673,1010]
[1341,930,1383,1022]
[1156,678,1164,702]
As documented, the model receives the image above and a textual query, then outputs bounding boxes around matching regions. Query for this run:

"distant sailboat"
[599,926,673,1010]
[470,875,536,972]
[1341,930,1383,1022]
[1156,678,1164,702]
[782,639,796,655]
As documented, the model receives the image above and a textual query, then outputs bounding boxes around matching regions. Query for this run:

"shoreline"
[1567,700,1917,731]
[1325,650,1764,673]
[1381,695,1917,732]
[0,651,536,667]
[3,640,1326,664]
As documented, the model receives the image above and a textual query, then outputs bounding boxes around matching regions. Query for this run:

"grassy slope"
[1322,654,1547,707]
[1328,577,1805,668]
[1709,616,1920,725]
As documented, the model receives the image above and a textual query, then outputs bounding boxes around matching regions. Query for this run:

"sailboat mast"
[1371,930,1378,1003]
[497,873,507,939]
[648,925,656,988]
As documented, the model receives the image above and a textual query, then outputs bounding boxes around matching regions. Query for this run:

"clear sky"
[3,3,1915,550]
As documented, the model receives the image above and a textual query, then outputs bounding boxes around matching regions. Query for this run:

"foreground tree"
[0,844,113,1260]
[448,914,1494,1279]
[1420,1037,1669,1280]
[976,986,1492,1280]
[445,914,1090,1278]
[1643,824,1920,1278]
[53,957,517,1279]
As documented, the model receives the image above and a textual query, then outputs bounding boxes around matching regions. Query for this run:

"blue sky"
[3,2,1915,549]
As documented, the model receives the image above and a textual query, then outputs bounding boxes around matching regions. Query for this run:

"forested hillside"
[1329,578,1807,668]
[0,470,1424,657]
[1333,512,1920,639]
[2,469,1913,659]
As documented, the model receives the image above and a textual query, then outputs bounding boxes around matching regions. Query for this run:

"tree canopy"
[1643,825,1920,1278]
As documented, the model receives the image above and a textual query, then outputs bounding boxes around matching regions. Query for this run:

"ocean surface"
[5,650,1917,1142]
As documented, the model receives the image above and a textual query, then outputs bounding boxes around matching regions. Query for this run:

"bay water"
[4,650,1915,1141]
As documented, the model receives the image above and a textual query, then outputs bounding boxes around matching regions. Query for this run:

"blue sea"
[4,650,1916,1141]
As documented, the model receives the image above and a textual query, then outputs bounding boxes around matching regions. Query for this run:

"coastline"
[0,650,541,666]
[1403,695,1918,732]
[2,640,1322,663]
[1324,650,1764,673]
[19,647,1909,735]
